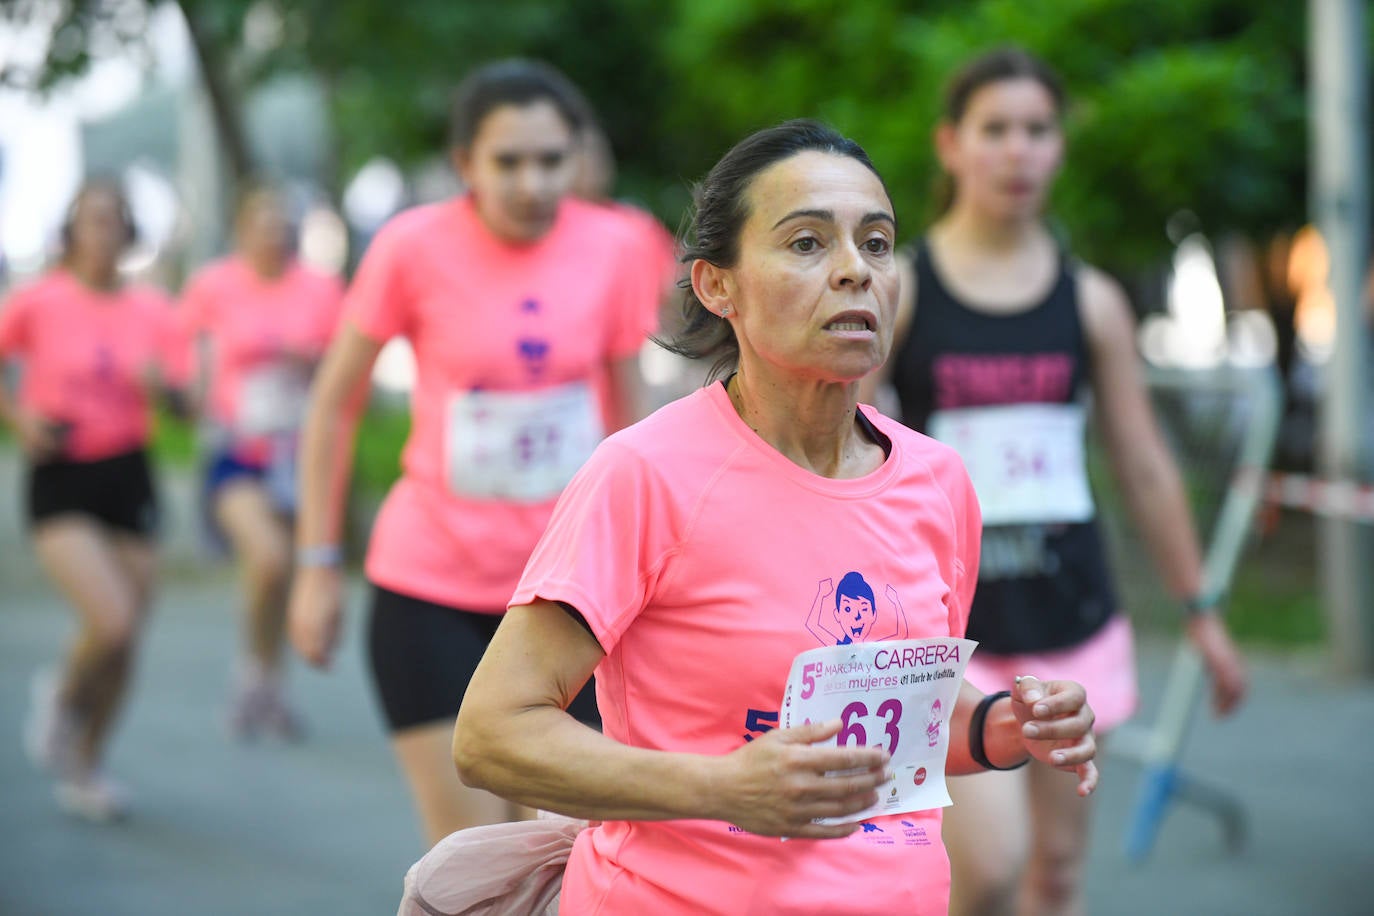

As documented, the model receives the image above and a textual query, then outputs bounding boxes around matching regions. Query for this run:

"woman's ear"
[691,259,734,318]
[933,122,959,176]
[450,147,472,187]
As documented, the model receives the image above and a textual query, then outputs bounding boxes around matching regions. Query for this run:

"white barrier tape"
[1249,471,1374,521]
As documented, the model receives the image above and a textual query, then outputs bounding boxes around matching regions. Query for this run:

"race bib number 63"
[780,637,975,823]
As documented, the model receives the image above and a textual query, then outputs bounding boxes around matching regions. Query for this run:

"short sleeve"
[509,439,681,654]
[946,459,982,638]
[602,219,667,360]
[314,275,347,345]
[151,291,194,388]
[344,220,415,344]
[177,267,216,338]
[0,285,35,357]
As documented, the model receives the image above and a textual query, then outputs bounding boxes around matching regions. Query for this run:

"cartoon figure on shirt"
[926,698,943,747]
[804,571,909,647]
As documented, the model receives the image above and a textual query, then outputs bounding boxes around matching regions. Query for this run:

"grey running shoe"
[226,661,305,742]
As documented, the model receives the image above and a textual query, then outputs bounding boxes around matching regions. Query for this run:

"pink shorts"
[964,614,1138,732]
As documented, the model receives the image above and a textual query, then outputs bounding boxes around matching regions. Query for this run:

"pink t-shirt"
[0,270,183,462]
[180,257,344,461]
[511,383,982,915]
[602,200,680,309]
[348,195,660,610]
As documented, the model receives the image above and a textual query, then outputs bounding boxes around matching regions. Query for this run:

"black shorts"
[367,584,600,732]
[26,449,159,538]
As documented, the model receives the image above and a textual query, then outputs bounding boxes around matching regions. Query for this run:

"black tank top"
[889,239,1116,654]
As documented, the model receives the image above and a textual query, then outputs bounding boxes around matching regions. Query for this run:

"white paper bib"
[238,363,310,436]
[444,381,603,502]
[781,637,975,823]
[928,403,1095,526]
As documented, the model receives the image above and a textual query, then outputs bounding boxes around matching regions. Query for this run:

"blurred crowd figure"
[1,180,188,821]
[1217,227,1374,475]
[178,183,345,741]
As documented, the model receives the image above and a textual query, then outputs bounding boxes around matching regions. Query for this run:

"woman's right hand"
[13,410,62,462]
[288,565,344,669]
[714,719,890,839]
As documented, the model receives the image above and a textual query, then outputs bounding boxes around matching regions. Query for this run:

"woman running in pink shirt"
[1,180,187,822]
[180,184,344,740]
[453,120,1098,915]
[287,60,658,845]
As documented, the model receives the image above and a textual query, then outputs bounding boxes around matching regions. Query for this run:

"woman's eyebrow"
[771,209,896,230]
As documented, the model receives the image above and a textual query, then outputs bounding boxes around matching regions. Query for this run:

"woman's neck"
[243,248,288,280]
[726,368,881,479]
[65,257,120,292]
[935,203,1045,255]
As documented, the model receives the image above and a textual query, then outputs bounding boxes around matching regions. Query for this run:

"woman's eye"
[863,238,891,255]
[792,237,818,253]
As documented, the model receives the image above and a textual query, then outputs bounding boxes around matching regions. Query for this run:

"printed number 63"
[838,698,903,754]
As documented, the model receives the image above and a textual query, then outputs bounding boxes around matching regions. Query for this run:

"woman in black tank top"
[868,48,1250,916]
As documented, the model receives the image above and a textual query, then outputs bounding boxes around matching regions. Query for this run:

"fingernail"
[1022,723,1040,738]
[1052,751,1065,764]
[1034,703,1050,717]
[883,768,895,782]
[1023,689,1043,703]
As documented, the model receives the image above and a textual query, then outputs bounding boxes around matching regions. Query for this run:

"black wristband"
[968,690,1028,771]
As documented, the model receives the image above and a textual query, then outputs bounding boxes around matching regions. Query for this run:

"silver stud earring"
[720,306,730,317]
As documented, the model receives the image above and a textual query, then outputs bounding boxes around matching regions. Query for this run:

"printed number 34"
[838,698,902,754]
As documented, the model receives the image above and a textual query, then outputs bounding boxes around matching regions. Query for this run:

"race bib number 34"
[928,403,1095,526]
[445,381,603,502]
[781,637,975,823]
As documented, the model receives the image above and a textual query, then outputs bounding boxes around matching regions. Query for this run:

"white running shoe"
[55,773,129,824]
[23,669,79,776]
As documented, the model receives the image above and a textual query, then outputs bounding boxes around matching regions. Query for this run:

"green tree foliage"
[653,0,1309,270]
[3,1,1320,271]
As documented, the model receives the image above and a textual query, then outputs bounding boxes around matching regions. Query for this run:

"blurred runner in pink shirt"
[0,179,188,823]
[454,120,1098,915]
[287,59,659,844]
[180,184,344,742]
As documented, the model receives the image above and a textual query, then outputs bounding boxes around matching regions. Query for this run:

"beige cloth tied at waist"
[397,813,589,916]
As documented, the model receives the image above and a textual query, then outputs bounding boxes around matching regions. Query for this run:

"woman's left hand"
[1011,675,1098,797]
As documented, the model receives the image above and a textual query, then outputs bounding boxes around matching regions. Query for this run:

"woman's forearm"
[295,327,378,551]
[297,382,365,549]
[1112,443,1204,600]
[455,704,727,822]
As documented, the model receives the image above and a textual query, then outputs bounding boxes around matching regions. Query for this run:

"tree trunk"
[175,0,254,186]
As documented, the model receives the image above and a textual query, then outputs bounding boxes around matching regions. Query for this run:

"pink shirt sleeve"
[315,275,347,347]
[345,221,414,344]
[945,456,982,637]
[602,231,663,361]
[0,285,35,357]
[175,267,217,383]
[151,290,193,389]
[510,440,681,653]
[178,268,215,337]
